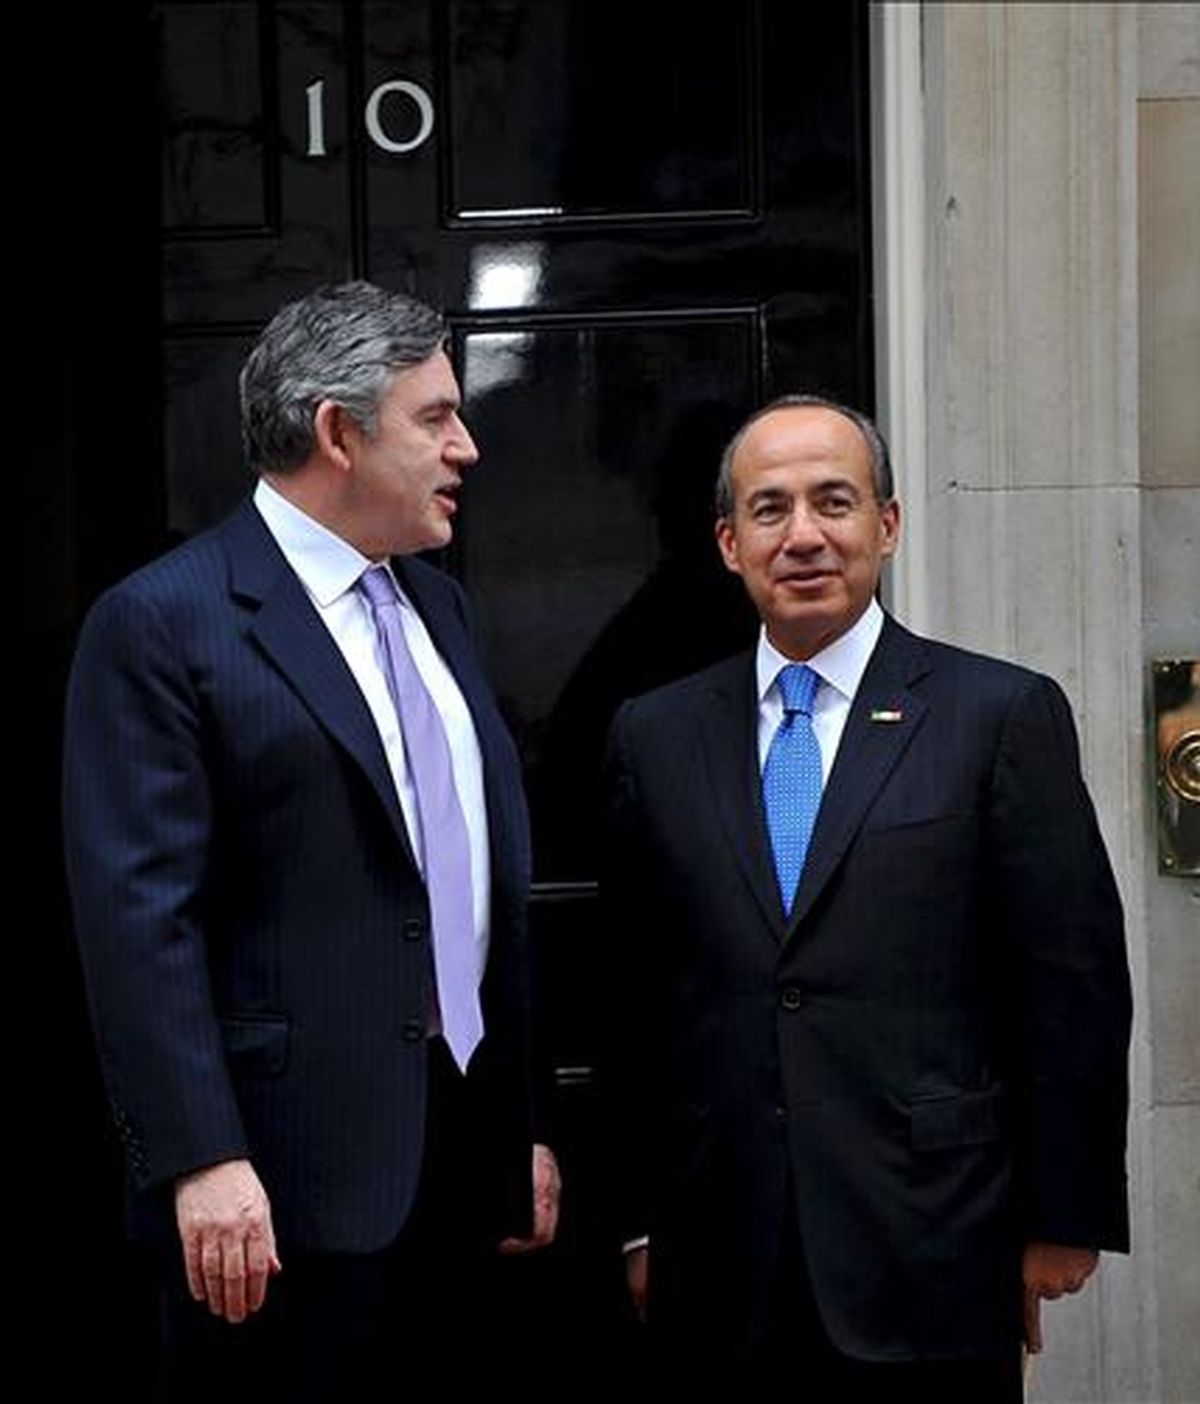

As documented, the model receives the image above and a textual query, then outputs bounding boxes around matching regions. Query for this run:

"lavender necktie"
[358,565,482,1071]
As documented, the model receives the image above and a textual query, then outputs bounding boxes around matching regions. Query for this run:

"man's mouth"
[777,567,834,586]
[434,482,461,510]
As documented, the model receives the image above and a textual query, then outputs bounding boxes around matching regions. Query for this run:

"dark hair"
[715,393,894,516]
[239,281,446,474]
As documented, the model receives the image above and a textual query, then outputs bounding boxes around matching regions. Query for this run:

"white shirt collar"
[756,597,884,706]
[253,477,378,607]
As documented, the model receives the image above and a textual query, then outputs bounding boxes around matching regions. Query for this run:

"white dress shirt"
[253,478,492,971]
[755,597,884,781]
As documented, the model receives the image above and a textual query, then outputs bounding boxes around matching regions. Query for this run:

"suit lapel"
[787,617,931,931]
[222,502,418,867]
[699,655,786,936]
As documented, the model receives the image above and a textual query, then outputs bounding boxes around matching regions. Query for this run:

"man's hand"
[1022,1242,1098,1353]
[175,1158,281,1324]
[498,1143,561,1254]
[625,1244,649,1322]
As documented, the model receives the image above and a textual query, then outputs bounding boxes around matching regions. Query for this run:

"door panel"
[440,1,756,224]
[161,4,355,323]
[456,310,760,877]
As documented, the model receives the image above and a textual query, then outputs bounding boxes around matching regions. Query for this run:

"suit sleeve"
[598,701,655,1245]
[990,674,1132,1251]
[62,584,248,1191]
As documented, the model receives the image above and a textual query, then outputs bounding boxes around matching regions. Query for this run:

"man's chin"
[765,608,851,659]
[409,509,456,550]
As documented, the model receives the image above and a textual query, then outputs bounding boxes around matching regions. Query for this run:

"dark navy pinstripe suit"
[63,499,537,1254]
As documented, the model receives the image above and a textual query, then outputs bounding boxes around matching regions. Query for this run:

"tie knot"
[777,663,819,717]
[358,565,398,610]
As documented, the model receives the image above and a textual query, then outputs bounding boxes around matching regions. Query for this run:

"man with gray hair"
[64,282,558,1399]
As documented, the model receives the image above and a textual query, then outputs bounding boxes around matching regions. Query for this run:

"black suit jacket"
[602,615,1130,1361]
[63,501,537,1252]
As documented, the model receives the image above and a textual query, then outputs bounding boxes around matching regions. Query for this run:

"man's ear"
[715,516,743,577]
[879,498,901,560]
[313,399,356,473]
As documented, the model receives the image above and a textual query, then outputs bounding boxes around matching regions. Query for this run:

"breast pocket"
[862,808,979,836]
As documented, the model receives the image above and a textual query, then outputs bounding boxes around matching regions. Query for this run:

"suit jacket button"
[403,1020,424,1042]
[780,986,804,1011]
[403,918,423,943]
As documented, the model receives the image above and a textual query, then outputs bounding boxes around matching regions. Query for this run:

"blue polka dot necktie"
[763,664,823,915]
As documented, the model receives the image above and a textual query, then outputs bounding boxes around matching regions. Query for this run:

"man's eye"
[750,501,787,523]
[817,495,854,515]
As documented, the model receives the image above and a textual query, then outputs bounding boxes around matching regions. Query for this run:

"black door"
[35,0,872,1384]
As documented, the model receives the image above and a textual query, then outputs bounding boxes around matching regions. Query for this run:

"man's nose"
[447,412,479,466]
[781,502,825,551]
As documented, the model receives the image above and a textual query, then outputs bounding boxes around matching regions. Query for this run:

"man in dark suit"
[63,282,559,1400]
[602,395,1130,1394]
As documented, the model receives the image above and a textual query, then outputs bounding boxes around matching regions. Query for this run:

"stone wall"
[876,4,1199,1398]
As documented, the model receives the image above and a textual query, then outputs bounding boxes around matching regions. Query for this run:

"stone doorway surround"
[870,6,1199,1401]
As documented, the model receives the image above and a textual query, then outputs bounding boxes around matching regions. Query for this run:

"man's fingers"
[528,1178,560,1248]
[182,1230,206,1302]
[531,1143,561,1247]
[192,1228,276,1322]
[201,1235,225,1318]
[1023,1286,1043,1354]
[221,1237,249,1324]
[245,1228,275,1315]
[626,1247,649,1322]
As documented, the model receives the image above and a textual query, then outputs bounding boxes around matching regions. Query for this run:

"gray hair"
[239,281,446,474]
[714,393,895,517]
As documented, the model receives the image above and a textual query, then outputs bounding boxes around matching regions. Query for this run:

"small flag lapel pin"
[869,706,904,723]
